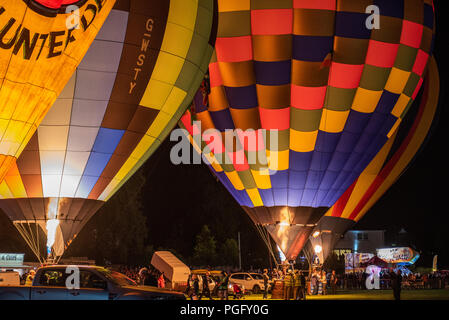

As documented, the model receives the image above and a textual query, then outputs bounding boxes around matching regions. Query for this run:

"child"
[232,283,243,299]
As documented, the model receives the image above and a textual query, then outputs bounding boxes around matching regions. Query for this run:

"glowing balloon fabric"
[304,57,440,264]
[0,0,115,181]
[180,0,435,260]
[0,0,217,262]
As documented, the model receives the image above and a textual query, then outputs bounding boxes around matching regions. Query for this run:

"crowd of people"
[118,265,166,288]
[332,270,449,290]
[18,263,448,300]
[276,269,308,300]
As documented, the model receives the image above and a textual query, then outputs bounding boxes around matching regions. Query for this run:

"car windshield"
[251,274,263,280]
[98,269,137,287]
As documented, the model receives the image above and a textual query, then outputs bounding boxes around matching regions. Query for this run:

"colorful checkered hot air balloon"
[0,0,115,181]
[0,0,218,263]
[304,57,439,265]
[179,0,435,260]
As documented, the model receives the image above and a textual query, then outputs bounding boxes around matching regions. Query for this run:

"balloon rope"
[14,223,44,264]
[254,223,278,263]
[263,226,279,263]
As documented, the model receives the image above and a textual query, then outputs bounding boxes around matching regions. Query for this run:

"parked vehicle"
[229,272,270,294]
[0,265,185,300]
[0,271,20,287]
[190,269,222,294]
[190,270,246,296]
[250,273,273,292]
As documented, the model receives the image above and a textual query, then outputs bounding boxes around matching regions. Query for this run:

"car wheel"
[252,285,260,294]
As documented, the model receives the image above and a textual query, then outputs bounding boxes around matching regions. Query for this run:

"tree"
[218,238,239,267]
[324,253,345,274]
[0,213,34,258]
[66,167,148,265]
[192,225,217,267]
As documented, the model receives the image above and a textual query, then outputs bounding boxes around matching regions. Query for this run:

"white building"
[334,230,386,256]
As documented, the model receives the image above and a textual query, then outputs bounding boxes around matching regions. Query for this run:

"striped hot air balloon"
[0,0,218,263]
[179,0,435,260]
[304,57,439,265]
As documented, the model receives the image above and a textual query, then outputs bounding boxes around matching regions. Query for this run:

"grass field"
[231,289,449,300]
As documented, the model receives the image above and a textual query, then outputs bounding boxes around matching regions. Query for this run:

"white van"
[0,271,21,286]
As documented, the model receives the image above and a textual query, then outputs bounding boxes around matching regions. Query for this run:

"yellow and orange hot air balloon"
[179,0,436,261]
[0,0,218,263]
[0,0,115,180]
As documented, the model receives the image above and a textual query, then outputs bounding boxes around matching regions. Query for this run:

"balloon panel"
[0,0,216,202]
[180,0,435,259]
[326,57,439,223]
[182,0,434,218]
[305,57,439,263]
[0,0,217,258]
[0,0,114,181]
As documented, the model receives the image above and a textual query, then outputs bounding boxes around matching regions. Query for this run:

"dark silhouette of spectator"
[390,269,403,301]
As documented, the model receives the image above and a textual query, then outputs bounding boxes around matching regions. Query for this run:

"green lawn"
[234,289,449,300]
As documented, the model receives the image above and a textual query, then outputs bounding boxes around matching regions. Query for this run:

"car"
[190,270,222,295]
[250,273,274,292]
[0,265,185,300]
[190,270,246,297]
[228,272,269,294]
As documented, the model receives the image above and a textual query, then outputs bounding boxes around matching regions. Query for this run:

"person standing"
[422,273,428,288]
[321,270,327,295]
[271,268,278,280]
[157,272,165,289]
[25,270,36,286]
[310,270,318,295]
[283,270,293,300]
[390,269,403,301]
[148,269,158,286]
[138,266,148,285]
[298,271,306,300]
[330,270,338,295]
[186,274,198,300]
[199,272,214,300]
[262,269,270,299]
[218,271,229,300]
[293,270,300,300]
[317,270,323,295]
[192,274,200,300]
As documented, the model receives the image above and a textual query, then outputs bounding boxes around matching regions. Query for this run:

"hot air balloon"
[0,0,116,181]
[179,0,435,261]
[304,57,439,265]
[0,0,218,263]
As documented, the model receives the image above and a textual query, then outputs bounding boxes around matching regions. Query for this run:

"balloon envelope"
[0,0,217,262]
[0,0,115,181]
[180,0,435,260]
[304,57,440,264]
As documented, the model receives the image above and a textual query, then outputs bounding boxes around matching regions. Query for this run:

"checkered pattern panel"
[181,0,435,214]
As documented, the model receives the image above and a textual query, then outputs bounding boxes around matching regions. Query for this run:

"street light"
[314,245,322,254]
